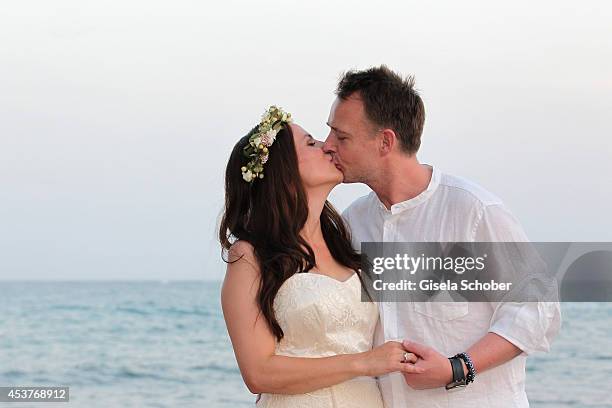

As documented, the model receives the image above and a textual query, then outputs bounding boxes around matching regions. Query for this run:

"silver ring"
[402,352,409,363]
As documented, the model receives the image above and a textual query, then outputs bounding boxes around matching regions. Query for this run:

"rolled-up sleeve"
[489,301,561,355]
[474,203,562,355]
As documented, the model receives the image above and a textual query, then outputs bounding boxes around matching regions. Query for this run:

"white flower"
[253,137,262,147]
[242,169,253,182]
[261,129,277,146]
[261,153,269,164]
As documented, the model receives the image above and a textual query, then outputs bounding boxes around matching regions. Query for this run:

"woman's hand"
[354,341,424,377]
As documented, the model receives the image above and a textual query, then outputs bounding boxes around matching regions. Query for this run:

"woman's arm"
[221,241,422,395]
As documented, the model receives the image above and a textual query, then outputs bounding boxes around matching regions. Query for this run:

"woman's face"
[291,123,343,189]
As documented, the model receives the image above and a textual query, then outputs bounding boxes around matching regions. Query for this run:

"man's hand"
[401,340,455,390]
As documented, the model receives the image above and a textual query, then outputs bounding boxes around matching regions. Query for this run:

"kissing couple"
[219,65,560,408]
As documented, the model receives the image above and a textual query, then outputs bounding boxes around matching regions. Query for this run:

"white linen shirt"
[342,164,561,408]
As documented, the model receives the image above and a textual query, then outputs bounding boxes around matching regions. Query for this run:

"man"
[322,65,561,407]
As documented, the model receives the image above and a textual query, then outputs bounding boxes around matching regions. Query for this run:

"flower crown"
[241,105,292,183]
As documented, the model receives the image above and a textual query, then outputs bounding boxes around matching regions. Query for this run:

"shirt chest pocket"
[412,301,469,321]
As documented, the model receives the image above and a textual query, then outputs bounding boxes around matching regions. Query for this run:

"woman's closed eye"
[307,136,323,147]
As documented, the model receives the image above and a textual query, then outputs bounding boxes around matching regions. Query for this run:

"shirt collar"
[372,164,441,215]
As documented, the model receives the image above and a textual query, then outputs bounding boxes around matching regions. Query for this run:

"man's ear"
[379,129,397,155]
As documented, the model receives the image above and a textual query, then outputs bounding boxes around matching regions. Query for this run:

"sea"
[0,281,611,408]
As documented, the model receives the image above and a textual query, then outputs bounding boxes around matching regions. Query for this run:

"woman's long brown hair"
[218,124,367,341]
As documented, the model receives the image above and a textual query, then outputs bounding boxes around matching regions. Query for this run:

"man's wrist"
[454,352,477,384]
[460,358,468,376]
[445,357,467,391]
[446,357,454,384]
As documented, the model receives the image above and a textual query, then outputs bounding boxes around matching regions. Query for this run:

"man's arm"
[403,203,561,389]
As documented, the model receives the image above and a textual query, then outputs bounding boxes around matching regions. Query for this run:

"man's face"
[323,94,379,183]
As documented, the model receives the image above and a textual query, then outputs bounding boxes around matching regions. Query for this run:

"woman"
[219,106,421,407]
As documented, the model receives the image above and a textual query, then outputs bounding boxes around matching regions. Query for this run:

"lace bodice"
[273,272,378,357]
[256,272,384,408]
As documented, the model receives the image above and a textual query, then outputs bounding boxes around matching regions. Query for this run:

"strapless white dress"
[256,272,384,408]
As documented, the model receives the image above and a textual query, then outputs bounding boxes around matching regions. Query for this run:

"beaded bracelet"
[454,352,477,384]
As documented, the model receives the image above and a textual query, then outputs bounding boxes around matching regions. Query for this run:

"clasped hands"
[400,340,461,389]
[364,340,460,390]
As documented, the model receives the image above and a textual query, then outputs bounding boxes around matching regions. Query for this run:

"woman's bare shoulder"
[228,240,256,261]
[223,240,261,300]
[226,240,261,277]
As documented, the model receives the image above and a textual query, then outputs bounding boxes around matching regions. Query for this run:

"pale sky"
[1,0,611,280]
